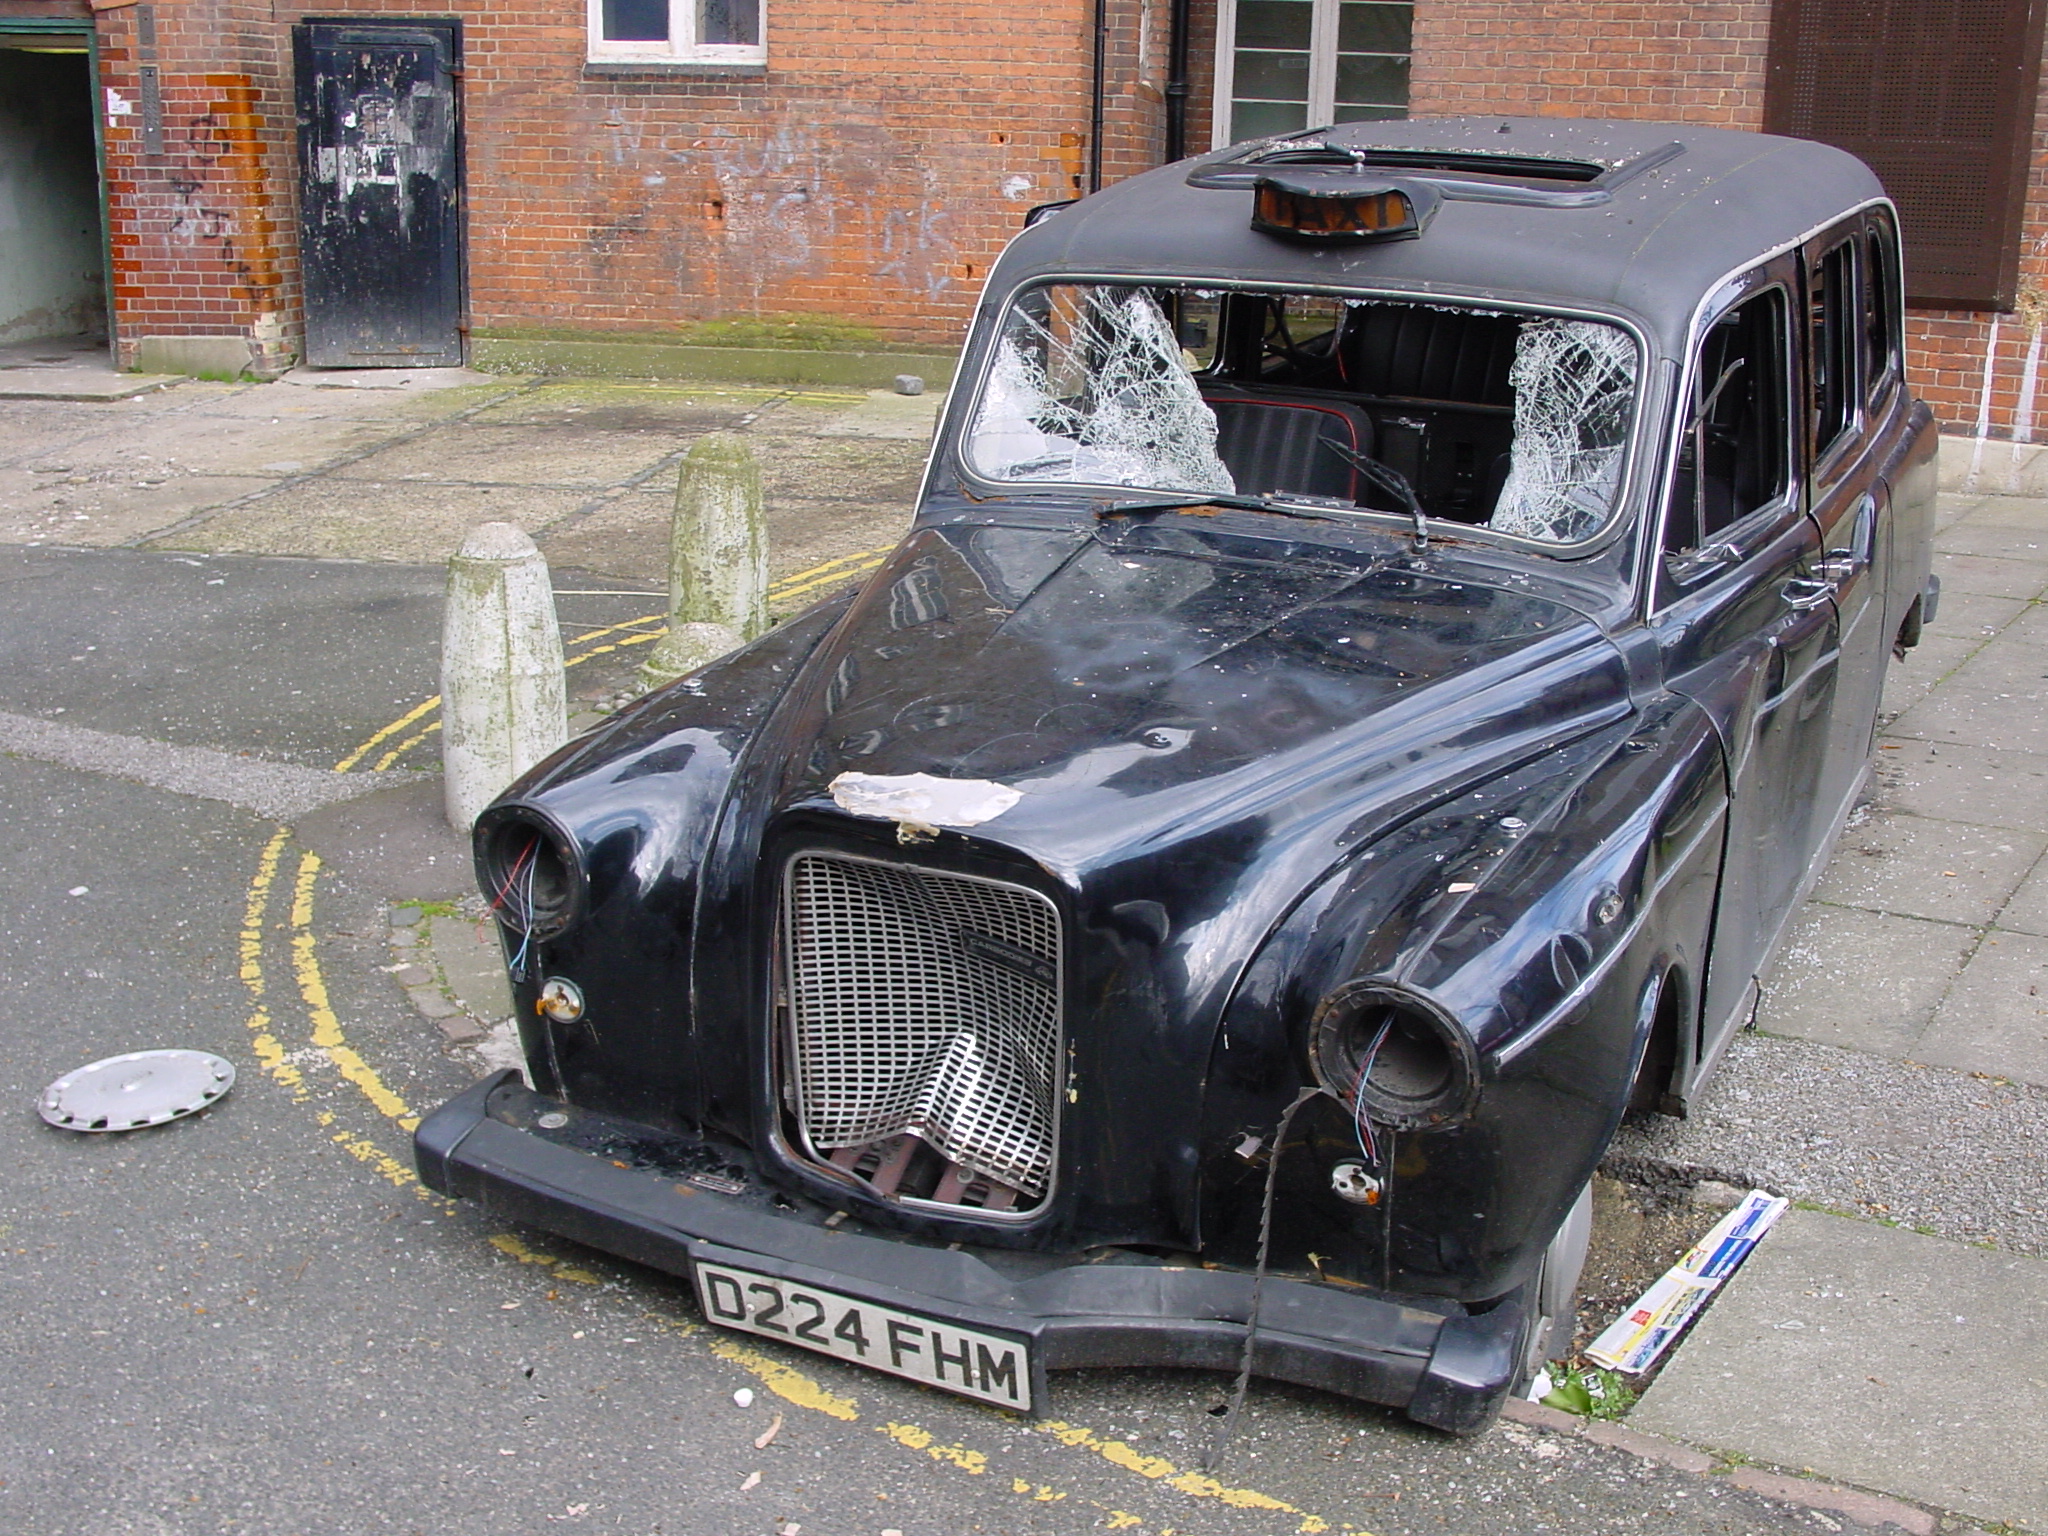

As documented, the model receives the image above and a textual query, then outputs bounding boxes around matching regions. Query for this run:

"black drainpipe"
[1164,0,1190,163]
[1089,0,1107,191]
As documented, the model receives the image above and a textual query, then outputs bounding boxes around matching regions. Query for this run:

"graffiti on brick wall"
[581,109,964,311]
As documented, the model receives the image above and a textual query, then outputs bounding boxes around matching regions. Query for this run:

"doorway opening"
[0,26,109,363]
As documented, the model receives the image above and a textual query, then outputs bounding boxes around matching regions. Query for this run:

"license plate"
[694,1260,1032,1411]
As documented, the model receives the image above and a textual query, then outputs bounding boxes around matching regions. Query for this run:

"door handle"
[1781,577,1836,610]
[1815,549,1857,583]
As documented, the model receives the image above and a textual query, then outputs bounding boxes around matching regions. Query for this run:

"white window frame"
[585,0,765,65]
[1210,0,1407,150]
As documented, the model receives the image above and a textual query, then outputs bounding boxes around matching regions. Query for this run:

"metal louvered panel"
[1765,0,2046,310]
[780,852,1062,1201]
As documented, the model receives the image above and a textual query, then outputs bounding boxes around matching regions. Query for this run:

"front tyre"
[1516,1180,1594,1390]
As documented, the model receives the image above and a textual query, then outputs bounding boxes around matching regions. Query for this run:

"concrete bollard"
[441,521,568,833]
[637,432,767,693]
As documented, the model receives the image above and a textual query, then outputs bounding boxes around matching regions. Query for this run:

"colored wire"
[1351,1017,1392,1164]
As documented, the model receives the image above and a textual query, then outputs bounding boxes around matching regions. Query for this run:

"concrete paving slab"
[1947,637,2048,692]
[1755,902,1975,1054]
[537,485,911,591]
[1878,633,1982,714]
[1918,586,2031,641]
[1929,518,2048,562]
[746,430,930,503]
[331,422,683,489]
[1816,809,2045,926]
[1950,494,2048,530]
[1932,491,1984,531]
[1608,1031,2048,1256]
[1929,547,2048,601]
[1889,679,2048,755]
[816,387,947,440]
[150,478,594,564]
[13,412,392,480]
[0,367,187,401]
[2007,599,2048,647]
[1872,737,2048,832]
[0,469,273,545]
[279,365,498,391]
[1631,1209,2048,1532]
[426,909,515,1022]
[2000,859,2048,937]
[1915,929,2048,1085]
[462,379,780,430]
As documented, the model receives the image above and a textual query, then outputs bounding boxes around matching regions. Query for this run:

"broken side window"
[1489,317,1639,544]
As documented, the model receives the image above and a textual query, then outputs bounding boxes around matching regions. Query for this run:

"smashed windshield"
[965,283,1641,546]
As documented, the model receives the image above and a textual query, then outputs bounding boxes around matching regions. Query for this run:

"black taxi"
[416,117,1937,1434]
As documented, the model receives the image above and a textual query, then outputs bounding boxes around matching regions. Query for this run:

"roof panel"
[998,118,1886,353]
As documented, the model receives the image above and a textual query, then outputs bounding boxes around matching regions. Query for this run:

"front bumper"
[416,1073,1526,1434]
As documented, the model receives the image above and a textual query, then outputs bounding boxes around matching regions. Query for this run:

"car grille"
[779,851,1062,1203]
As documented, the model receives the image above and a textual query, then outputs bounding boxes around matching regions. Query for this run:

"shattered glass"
[1489,318,1638,544]
[967,286,1236,495]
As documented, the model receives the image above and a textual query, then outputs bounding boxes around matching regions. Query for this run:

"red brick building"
[0,0,2040,436]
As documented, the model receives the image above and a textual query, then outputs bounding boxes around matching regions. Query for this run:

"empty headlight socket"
[1307,981,1481,1129]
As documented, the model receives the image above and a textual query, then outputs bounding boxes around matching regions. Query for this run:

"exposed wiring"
[488,834,536,917]
[1201,1084,1319,1474]
[1350,1017,1393,1164]
[508,846,539,977]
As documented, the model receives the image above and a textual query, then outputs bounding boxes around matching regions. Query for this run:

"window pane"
[1334,54,1410,109]
[1331,103,1406,123]
[1231,98,1311,141]
[1668,289,1789,548]
[1337,1,1411,54]
[1864,227,1898,390]
[701,0,759,44]
[602,0,669,41]
[1236,0,1313,50]
[1810,239,1856,455]
[1234,51,1311,102]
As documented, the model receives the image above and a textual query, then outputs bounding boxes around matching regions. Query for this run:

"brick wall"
[84,0,299,371]
[69,0,1180,363]
[1410,1,1771,124]
[1408,0,2048,438]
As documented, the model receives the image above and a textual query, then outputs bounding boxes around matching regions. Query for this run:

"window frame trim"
[584,0,766,64]
[1209,0,1410,150]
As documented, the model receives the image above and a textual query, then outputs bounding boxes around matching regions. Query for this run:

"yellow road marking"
[882,1422,988,1473]
[332,1129,420,1188]
[702,1333,861,1421]
[1036,1421,1350,1523]
[342,547,894,768]
[238,829,303,1096]
[770,554,888,602]
[486,1233,599,1285]
[289,850,418,1130]
[335,696,439,772]
[372,721,440,772]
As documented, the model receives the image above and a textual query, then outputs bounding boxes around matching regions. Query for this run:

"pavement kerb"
[1501,1400,1947,1534]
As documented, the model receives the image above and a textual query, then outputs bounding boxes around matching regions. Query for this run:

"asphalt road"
[0,545,1849,1536]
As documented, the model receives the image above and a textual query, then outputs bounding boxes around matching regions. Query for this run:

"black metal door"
[294,21,461,368]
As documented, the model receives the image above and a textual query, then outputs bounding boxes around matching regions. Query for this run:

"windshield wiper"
[1096,491,1349,521]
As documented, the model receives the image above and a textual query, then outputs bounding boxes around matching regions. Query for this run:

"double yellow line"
[334,547,892,775]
